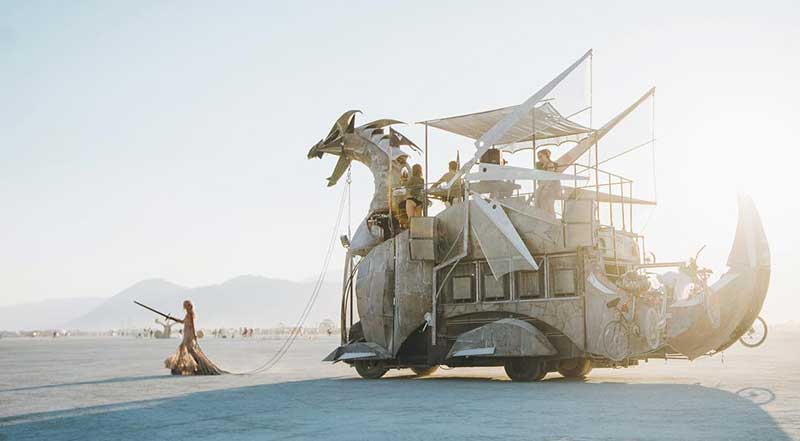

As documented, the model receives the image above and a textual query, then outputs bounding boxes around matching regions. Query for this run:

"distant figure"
[164,300,225,375]
[534,149,561,215]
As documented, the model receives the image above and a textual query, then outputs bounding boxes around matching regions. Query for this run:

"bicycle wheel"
[603,320,630,361]
[739,316,768,348]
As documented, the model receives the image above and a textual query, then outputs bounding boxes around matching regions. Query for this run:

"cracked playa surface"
[1,328,798,441]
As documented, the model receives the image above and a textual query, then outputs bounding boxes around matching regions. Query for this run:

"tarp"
[420,102,593,147]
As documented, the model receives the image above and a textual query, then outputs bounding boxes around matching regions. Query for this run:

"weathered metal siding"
[443,298,585,350]
[582,251,628,356]
[355,239,395,351]
[393,230,434,355]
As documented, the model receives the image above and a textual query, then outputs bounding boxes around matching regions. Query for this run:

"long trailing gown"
[164,310,225,375]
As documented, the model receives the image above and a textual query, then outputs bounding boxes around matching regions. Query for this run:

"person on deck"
[393,154,411,184]
[164,300,226,375]
[534,149,561,215]
[431,160,463,206]
[403,164,425,224]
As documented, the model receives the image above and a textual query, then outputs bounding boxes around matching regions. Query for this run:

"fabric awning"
[420,102,593,146]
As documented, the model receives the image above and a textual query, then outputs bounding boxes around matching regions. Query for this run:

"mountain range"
[0,275,341,331]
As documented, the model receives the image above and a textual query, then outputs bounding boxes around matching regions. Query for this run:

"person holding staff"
[164,300,226,375]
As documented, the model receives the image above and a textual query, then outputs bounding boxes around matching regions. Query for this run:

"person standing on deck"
[534,149,561,215]
[403,164,425,223]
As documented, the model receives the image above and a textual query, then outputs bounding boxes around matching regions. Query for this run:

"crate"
[410,217,436,239]
[562,200,595,224]
[565,223,594,248]
[410,238,436,261]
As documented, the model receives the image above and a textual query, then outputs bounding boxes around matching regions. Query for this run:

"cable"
[231,183,349,375]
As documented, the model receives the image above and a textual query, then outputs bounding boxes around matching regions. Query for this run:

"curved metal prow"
[667,195,771,359]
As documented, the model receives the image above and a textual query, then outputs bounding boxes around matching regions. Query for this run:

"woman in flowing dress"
[164,300,226,375]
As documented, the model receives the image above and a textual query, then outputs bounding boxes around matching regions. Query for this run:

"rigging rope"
[638,93,659,234]
[232,182,349,375]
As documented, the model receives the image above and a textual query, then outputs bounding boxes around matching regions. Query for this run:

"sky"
[2,1,799,322]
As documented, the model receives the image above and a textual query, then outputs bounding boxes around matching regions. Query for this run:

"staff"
[133,301,180,323]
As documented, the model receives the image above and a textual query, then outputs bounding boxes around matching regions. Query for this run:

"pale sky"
[2,1,799,322]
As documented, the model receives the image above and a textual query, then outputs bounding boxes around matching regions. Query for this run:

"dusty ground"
[1,327,798,441]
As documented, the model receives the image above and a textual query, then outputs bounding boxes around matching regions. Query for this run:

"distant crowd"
[2,322,339,340]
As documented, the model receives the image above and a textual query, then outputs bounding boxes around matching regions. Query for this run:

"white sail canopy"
[420,102,593,147]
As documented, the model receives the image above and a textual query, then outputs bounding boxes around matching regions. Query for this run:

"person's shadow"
[0,376,791,441]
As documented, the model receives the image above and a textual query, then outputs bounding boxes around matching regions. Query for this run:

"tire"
[354,360,389,379]
[739,316,768,348]
[410,366,439,377]
[557,358,593,378]
[504,358,547,382]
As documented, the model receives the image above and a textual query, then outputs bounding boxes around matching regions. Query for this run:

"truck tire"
[504,358,546,382]
[410,366,439,377]
[557,358,593,378]
[354,360,388,379]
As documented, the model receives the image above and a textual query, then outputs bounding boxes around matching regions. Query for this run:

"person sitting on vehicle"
[392,153,411,186]
[403,164,425,225]
[431,160,463,206]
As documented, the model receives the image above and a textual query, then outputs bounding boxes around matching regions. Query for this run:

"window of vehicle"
[480,262,510,301]
[446,262,477,303]
[549,255,579,297]
[515,268,544,299]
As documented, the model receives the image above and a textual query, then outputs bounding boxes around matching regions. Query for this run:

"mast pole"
[620,177,626,231]
[589,51,595,201]
[532,108,537,195]
[424,123,429,216]
[629,181,634,232]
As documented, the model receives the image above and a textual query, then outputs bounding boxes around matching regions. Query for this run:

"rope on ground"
[232,183,349,375]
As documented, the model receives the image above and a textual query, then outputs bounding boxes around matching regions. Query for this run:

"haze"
[1,1,798,323]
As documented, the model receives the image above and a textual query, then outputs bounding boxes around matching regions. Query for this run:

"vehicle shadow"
[0,375,173,393]
[0,377,790,441]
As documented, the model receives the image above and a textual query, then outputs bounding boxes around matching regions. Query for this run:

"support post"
[608,173,619,276]
[620,177,626,231]
[424,123,429,216]
[629,181,634,232]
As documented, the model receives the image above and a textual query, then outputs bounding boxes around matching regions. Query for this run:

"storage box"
[562,200,595,224]
[564,223,595,248]
[410,238,436,261]
[410,217,436,239]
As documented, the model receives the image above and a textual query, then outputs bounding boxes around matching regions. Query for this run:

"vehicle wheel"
[410,366,439,377]
[504,358,547,382]
[739,316,768,348]
[354,360,389,379]
[557,358,593,378]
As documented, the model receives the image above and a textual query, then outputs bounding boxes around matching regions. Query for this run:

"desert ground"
[1,326,798,441]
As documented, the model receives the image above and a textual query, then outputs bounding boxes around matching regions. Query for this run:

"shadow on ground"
[0,376,791,441]
[0,375,172,393]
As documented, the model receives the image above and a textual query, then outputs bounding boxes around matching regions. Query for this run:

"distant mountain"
[64,278,189,330]
[0,297,106,331]
[65,275,341,331]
